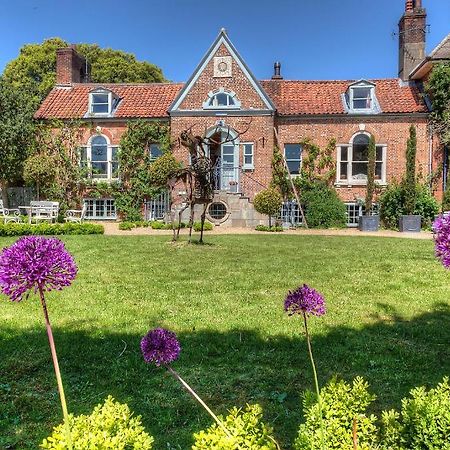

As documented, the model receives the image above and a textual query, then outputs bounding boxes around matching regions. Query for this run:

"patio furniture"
[28,201,60,224]
[64,203,87,223]
[0,200,22,224]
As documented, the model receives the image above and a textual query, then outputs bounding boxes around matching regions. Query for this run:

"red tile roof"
[35,78,428,119]
[34,83,183,119]
[260,79,428,115]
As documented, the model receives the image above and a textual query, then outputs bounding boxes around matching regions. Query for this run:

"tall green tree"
[0,78,36,205]
[404,125,417,215]
[365,135,376,215]
[2,38,167,103]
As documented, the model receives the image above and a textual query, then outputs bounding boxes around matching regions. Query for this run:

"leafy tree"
[253,188,283,226]
[2,38,167,103]
[403,125,417,215]
[0,78,36,205]
[23,153,57,200]
[365,135,376,215]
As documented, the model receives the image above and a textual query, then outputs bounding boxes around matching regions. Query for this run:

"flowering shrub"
[192,404,278,450]
[380,377,450,450]
[41,396,154,449]
[294,377,378,450]
[433,214,450,268]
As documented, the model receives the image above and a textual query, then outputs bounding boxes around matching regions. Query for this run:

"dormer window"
[88,88,120,116]
[345,81,380,114]
[203,89,241,109]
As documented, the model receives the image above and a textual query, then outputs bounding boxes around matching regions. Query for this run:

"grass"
[0,234,449,449]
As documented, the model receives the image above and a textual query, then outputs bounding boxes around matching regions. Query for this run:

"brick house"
[35,0,449,226]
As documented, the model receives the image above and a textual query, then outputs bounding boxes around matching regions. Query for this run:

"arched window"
[203,89,241,109]
[80,135,119,180]
[337,133,386,184]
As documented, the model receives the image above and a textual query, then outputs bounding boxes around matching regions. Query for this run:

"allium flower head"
[284,284,326,317]
[433,214,450,269]
[141,328,181,366]
[0,236,77,302]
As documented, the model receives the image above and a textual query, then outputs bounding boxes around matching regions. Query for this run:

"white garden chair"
[64,203,87,223]
[0,200,22,224]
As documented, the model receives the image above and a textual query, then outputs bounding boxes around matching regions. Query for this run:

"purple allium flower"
[433,214,450,269]
[0,236,77,302]
[141,328,181,366]
[284,284,326,317]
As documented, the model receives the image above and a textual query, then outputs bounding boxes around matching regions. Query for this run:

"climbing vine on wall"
[116,120,171,221]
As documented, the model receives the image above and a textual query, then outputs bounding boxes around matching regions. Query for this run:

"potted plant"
[399,125,421,232]
[359,135,380,231]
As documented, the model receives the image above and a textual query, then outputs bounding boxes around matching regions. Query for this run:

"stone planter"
[358,215,380,232]
[399,215,421,232]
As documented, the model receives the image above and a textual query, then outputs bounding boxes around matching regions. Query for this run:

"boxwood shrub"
[0,222,104,236]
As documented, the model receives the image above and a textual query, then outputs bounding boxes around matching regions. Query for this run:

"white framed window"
[149,143,163,162]
[203,88,241,109]
[284,144,302,175]
[242,143,254,170]
[337,133,386,185]
[345,81,378,114]
[81,135,119,180]
[88,89,119,116]
[84,198,117,220]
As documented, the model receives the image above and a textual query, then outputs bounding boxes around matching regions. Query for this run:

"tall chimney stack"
[56,46,90,85]
[398,0,426,81]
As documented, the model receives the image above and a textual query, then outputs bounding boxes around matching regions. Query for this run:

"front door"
[221,144,239,192]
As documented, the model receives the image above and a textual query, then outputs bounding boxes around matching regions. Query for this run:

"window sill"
[335,181,387,187]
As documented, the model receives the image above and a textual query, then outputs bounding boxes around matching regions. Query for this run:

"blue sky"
[1,0,449,82]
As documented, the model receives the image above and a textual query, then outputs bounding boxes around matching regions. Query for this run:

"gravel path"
[99,222,432,240]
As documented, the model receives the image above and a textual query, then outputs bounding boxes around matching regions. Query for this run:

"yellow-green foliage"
[253,188,283,218]
[294,377,378,450]
[192,404,277,449]
[41,396,153,449]
[380,377,450,450]
[149,152,180,187]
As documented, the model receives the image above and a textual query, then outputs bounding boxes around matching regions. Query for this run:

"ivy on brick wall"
[116,120,171,221]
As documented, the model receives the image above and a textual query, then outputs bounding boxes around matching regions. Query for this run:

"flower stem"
[38,287,71,446]
[166,366,234,441]
[303,312,325,450]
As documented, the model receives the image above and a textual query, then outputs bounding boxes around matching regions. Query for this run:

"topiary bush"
[192,404,278,450]
[253,188,283,226]
[300,182,347,228]
[294,377,378,450]
[380,377,450,450]
[379,182,439,229]
[0,223,104,236]
[148,152,180,187]
[41,395,154,449]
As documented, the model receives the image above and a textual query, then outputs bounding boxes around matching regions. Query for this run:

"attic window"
[352,87,373,110]
[345,82,379,114]
[88,90,119,116]
[203,89,241,109]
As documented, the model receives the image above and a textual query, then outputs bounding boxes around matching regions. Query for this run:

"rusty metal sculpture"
[173,121,251,243]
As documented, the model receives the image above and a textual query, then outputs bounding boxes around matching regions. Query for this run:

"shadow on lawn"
[0,303,449,449]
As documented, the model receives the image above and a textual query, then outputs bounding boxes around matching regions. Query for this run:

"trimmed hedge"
[255,225,284,232]
[0,223,104,236]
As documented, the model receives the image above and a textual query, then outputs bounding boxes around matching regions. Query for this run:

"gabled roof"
[260,79,428,115]
[168,29,275,112]
[35,83,183,119]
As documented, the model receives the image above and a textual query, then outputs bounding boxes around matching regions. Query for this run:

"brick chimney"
[56,45,90,85]
[398,0,426,81]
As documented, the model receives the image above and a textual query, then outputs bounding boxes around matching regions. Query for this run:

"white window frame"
[284,144,302,176]
[81,134,119,181]
[242,142,254,170]
[346,81,379,114]
[88,89,119,116]
[202,88,241,110]
[336,132,387,186]
[84,198,117,220]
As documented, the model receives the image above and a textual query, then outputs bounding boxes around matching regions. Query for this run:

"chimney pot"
[272,61,283,80]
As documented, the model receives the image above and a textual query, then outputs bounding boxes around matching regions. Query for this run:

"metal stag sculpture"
[173,121,251,243]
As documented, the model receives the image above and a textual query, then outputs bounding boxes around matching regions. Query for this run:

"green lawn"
[0,234,449,449]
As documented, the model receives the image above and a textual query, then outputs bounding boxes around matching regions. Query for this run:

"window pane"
[340,146,348,161]
[91,135,107,146]
[92,162,107,177]
[353,99,369,109]
[92,94,109,104]
[287,160,300,175]
[244,144,253,155]
[92,145,107,161]
[92,103,109,113]
[353,134,369,146]
[375,162,382,179]
[149,144,162,161]
[284,144,301,160]
[351,162,368,180]
[95,200,104,216]
[244,155,252,165]
[112,162,119,178]
[353,87,371,99]
[216,93,228,106]
[353,144,368,161]
[340,162,348,179]
[228,96,235,105]
[376,146,383,161]
[112,147,119,161]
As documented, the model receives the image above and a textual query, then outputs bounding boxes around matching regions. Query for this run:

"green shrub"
[253,188,283,224]
[192,404,278,449]
[148,152,180,187]
[164,221,186,229]
[255,225,283,232]
[442,186,450,212]
[193,221,213,232]
[0,223,104,236]
[300,182,347,228]
[119,221,136,230]
[294,377,378,450]
[380,377,450,450]
[379,182,439,229]
[150,220,165,229]
[41,395,153,449]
